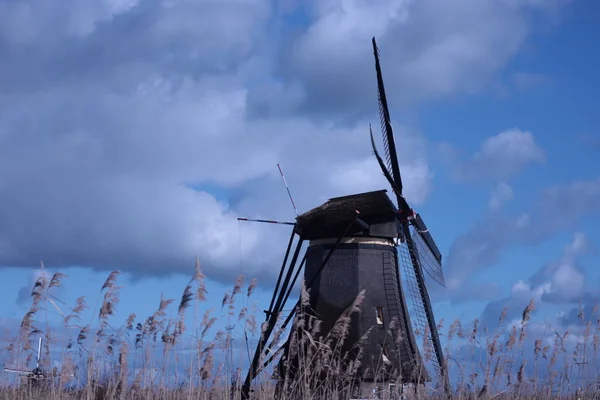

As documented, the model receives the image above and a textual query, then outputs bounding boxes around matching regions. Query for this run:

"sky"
[1,0,599,379]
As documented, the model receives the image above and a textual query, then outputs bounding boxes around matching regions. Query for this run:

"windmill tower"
[240,38,447,399]
[285,191,430,394]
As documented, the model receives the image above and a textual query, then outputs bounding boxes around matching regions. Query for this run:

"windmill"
[239,38,447,399]
[3,337,47,385]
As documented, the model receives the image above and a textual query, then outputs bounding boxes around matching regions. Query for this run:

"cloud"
[0,0,434,283]
[489,182,514,210]
[328,125,432,204]
[441,178,600,302]
[447,128,545,182]
[480,233,592,329]
[0,0,576,285]
[250,0,570,121]
[520,232,587,303]
[535,179,600,233]
[557,292,600,327]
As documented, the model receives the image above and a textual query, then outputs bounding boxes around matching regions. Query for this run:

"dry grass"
[1,262,600,400]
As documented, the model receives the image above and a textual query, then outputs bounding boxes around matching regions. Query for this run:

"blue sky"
[1,0,599,380]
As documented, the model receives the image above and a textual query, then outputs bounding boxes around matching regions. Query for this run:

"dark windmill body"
[290,190,427,386]
[240,38,447,399]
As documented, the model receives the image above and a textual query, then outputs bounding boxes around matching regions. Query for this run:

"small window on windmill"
[376,306,384,326]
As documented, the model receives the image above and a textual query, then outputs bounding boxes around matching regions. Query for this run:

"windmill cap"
[295,189,398,240]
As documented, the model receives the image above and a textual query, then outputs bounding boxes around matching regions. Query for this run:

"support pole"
[241,236,304,399]
[263,254,307,360]
[266,230,296,317]
[278,254,307,315]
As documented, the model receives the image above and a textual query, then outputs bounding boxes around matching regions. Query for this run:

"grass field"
[2,261,599,399]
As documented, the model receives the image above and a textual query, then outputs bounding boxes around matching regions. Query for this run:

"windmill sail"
[370,125,400,198]
[411,217,445,287]
[2,367,30,375]
[373,37,403,197]
[398,235,442,374]
[370,36,447,383]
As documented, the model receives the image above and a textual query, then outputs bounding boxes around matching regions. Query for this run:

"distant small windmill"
[238,37,448,399]
[3,337,47,385]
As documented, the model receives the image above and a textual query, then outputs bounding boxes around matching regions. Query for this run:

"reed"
[1,263,599,400]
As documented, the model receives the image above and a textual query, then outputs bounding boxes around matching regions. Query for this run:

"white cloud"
[441,178,600,303]
[480,232,592,330]
[451,128,545,182]
[258,0,569,120]
[0,0,576,283]
[520,233,587,300]
[566,232,587,255]
[489,182,514,210]
[542,233,587,301]
[479,129,544,163]
[511,279,530,297]
[329,157,432,205]
[510,279,551,301]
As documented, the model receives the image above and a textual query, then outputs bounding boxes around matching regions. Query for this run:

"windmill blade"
[410,228,445,287]
[397,227,444,376]
[372,37,403,195]
[36,337,42,368]
[3,366,31,375]
[372,121,445,285]
[411,214,445,287]
[370,124,401,198]
[413,214,442,264]
[411,227,446,287]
